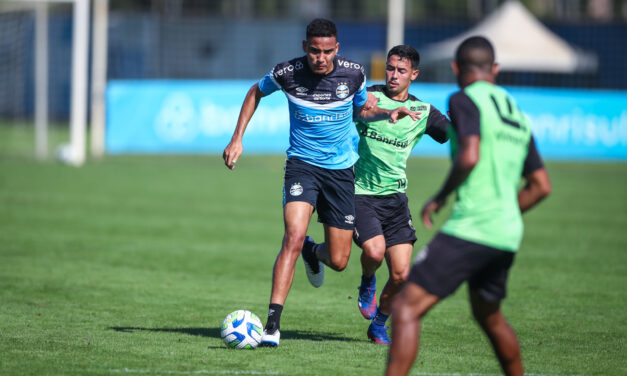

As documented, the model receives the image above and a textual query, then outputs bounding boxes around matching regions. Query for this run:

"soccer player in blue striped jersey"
[223,18,419,347]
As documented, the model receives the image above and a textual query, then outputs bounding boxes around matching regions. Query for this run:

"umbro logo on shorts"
[345,215,355,224]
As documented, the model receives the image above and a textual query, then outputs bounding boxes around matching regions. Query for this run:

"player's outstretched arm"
[421,135,479,228]
[223,83,266,170]
[518,167,551,213]
[355,97,421,123]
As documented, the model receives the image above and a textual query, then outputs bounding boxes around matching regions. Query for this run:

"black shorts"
[408,232,515,302]
[353,193,417,248]
[283,158,355,230]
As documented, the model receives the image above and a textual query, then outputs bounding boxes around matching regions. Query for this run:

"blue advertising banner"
[107,80,627,160]
[106,80,290,154]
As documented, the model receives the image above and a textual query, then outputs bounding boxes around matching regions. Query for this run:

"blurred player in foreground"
[385,36,552,375]
[352,45,449,344]
[222,18,419,348]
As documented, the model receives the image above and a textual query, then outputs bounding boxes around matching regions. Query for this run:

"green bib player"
[352,45,449,344]
[386,36,552,376]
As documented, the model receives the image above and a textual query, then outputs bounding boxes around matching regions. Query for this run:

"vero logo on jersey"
[275,64,294,77]
[337,59,361,70]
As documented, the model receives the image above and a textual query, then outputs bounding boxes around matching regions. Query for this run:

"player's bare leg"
[378,243,413,313]
[312,224,353,271]
[386,283,439,376]
[270,201,314,305]
[361,235,386,276]
[261,201,314,347]
[365,243,413,343]
[469,290,523,376]
[357,236,386,319]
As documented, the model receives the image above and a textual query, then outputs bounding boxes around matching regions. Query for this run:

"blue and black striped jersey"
[259,55,368,169]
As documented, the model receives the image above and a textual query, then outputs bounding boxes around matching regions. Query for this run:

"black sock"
[361,274,374,285]
[265,303,283,333]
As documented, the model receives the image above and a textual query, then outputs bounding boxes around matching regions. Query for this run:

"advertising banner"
[107,81,627,160]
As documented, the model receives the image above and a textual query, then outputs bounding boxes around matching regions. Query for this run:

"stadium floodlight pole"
[90,0,108,159]
[34,1,48,160]
[68,0,89,166]
[386,0,405,53]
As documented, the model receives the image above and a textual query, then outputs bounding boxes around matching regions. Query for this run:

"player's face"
[385,55,419,98]
[303,36,339,75]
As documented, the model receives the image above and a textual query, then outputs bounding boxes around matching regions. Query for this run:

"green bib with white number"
[442,81,532,252]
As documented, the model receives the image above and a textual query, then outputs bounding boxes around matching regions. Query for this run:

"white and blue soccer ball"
[220,310,263,349]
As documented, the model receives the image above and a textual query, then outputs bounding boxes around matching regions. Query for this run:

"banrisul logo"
[360,127,409,148]
[336,82,349,99]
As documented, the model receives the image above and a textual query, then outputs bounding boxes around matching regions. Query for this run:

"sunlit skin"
[385,55,419,101]
[302,36,339,75]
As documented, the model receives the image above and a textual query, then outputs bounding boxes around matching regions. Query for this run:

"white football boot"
[259,329,280,347]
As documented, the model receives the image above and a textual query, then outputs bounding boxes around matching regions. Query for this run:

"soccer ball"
[220,310,263,349]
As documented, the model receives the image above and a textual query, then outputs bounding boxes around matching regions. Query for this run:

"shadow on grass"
[109,326,363,342]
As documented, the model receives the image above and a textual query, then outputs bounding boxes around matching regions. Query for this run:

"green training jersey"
[441,81,534,252]
[354,85,449,195]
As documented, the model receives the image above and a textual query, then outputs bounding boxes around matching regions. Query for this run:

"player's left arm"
[518,136,552,213]
[421,92,479,228]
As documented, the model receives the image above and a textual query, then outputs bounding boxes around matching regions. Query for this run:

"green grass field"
[1,125,625,375]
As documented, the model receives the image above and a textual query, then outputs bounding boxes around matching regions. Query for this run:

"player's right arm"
[355,93,421,123]
[518,137,552,212]
[421,134,479,228]
[421,92,479,228]
[223,83,266,170]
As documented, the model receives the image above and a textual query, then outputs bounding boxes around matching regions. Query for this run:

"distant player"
[223,18,419,348]
[352,45,449,344]
[385,36,552,375]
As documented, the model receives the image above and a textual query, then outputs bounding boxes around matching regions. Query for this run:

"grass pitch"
[0,125,625,375]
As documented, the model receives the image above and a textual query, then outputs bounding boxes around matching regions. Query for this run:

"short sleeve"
[353,75,368,107]
[425,106,450,144]
[522,136,545,175]
[258,68,281,95]
[448,91,480,138]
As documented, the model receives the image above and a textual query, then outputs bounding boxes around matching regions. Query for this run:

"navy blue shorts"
[283,158,355,230]
[408,232,515,302]
[353,193,417,248]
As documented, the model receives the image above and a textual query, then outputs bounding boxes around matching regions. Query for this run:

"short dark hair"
[306,18,337,40]
[387,45,420,69]
[455,36,495,73]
